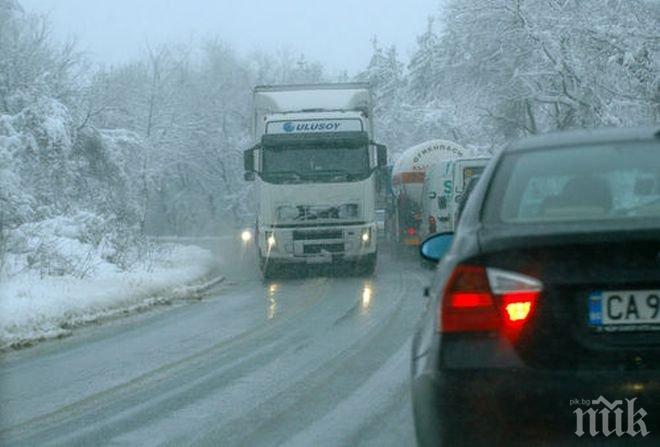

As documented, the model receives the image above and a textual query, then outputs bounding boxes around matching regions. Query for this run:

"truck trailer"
[243,83,387,278]
[390,139,464,247]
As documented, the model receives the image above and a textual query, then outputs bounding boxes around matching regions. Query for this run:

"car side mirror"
[420,232,454,263]
[376,144,387,167]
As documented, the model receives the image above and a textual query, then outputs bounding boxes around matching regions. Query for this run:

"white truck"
[390,140,464,247]
[418,156,491,240]
[243,83,387,278]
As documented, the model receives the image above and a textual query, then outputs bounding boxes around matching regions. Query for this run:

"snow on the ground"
[0,242,219,350]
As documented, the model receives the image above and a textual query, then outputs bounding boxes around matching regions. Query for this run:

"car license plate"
[589,290,660,330]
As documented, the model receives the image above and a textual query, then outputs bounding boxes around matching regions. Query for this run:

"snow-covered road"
[0,239,429,446]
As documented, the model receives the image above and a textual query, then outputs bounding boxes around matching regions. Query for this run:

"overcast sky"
[20,0,441,75]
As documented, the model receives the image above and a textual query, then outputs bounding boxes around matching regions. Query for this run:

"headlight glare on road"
[362,284,372,311]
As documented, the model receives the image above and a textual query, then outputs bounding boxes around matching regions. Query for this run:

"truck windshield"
[462,165,485,188]
[262,145,370,183]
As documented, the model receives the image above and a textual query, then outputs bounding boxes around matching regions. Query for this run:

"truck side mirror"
[243,147,255,173]
[376,144,387,167]
[243,146,258,182]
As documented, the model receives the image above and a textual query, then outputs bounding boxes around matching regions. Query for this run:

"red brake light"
[428,216,437,234]
[449,292,493,308]
[406,227,416,236]
[502,291,538,328]
[438,266,542,334]
[441,266,499,333]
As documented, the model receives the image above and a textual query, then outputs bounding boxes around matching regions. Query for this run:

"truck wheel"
[262,265,277,280]
[357,254,377,276]
[259,254,278,280]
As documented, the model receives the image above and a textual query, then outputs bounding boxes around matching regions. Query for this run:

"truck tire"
[259,253,278,280]
[357,254,377,276]
[262,264,278,280]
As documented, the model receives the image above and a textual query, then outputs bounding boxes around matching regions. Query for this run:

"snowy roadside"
[0,244,224,351]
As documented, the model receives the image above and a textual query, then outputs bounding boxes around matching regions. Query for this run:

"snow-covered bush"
[2,213,114,279]
[0,94,150,276]
[0,4,156,282]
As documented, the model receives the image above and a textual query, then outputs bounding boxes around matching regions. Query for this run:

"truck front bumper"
[258,223,377,264]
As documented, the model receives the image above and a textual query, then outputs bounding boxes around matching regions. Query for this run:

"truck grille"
[293,230,343,241]
[303,243,344,254]
[276,204,359,222]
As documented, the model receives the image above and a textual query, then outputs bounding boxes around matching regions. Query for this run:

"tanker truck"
[243,83,387,278]
[390,139,464,247]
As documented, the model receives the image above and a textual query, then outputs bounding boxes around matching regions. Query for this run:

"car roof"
[506,127,660,153]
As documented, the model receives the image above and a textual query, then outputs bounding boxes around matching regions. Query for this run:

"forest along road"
[0,237,430,446]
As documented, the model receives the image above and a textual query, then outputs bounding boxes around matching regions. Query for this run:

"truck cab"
[419,156,490,240]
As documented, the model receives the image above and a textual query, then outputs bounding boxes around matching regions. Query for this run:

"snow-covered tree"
[389,0,659,154]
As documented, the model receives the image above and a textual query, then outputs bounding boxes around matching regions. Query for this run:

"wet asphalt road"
[0,238,430,446]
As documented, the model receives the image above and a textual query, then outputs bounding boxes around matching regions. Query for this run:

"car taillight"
[441,266,499,332]
[439,265,541,333]
[428,216,437,234]
[406,227,416,236]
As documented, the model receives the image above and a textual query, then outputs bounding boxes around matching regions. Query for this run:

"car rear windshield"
[484,142,660,224]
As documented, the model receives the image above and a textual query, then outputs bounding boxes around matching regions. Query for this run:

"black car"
[412,128,660,446]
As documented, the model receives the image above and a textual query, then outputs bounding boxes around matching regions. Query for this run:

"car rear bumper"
[412,368,660,446]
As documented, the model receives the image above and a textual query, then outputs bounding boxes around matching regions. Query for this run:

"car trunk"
[477,225,660,371]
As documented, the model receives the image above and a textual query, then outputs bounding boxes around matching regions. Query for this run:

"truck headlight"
[361,228,371,244]
[241,229,252,243]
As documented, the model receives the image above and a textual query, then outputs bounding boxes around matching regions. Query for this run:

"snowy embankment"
[0,226,223,350]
